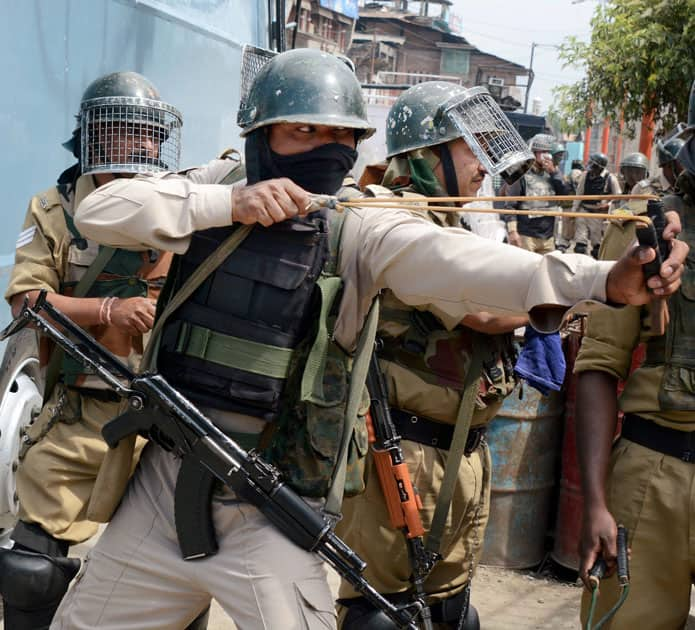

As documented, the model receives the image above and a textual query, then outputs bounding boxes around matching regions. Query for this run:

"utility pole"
[523,42,559,114]
[523,42,537,114]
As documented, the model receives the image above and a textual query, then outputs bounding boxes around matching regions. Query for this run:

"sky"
[450,0,599,114]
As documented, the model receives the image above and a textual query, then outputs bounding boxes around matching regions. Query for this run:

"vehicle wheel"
[0,329,43,548]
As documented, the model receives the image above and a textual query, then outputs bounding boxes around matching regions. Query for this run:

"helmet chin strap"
[440,143,460,197]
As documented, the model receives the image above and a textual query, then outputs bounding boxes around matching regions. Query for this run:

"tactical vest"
[644,186,695,411]
[374,189,517,425]
[516,170,557,238]
[156,208,369,497]
[583,172,608,196]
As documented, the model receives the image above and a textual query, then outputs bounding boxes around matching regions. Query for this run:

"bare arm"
[576,370,620,588]
[10,291,156,335]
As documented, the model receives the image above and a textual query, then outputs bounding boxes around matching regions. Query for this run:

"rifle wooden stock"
[366,411,424,537]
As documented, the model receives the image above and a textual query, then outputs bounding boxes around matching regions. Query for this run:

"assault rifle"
[1,291,420,630]
[366,345,440,630]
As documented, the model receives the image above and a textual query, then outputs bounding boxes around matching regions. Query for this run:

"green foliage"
[551,0,695,135]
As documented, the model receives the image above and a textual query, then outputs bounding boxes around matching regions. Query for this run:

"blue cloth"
[514,327,566,395]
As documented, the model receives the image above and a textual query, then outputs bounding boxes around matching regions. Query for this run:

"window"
[440,49,469,75]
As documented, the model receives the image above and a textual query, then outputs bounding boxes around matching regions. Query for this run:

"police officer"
[550,141,575,253]
[572,152,621,257]
[619,151,650,194]
[551,141,568,170]
[503,133,567,253]
[50,49,685,630]
[0,71,191,629]
[336,81,528,630]
[647,135,685,194]
[574,82,695,629]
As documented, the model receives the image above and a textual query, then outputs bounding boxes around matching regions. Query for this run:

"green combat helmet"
[656,136,685,167]
[528,133,555,153]
[237,48,375,139]
[551,141,567,166]
[588,152,608,169]
[385,81,533,184]
[620,152,649,171]
[64,71,183,175]
[620,151,649,189]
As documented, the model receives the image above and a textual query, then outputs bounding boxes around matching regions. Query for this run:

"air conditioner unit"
[488,77,504,87]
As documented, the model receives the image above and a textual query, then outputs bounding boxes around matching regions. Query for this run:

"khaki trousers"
[16,385,143,544]
[519,235,555,254]
[574,215,605,250]
[52,444,336,630]
[336,437,491,614]
[580,438,695,629]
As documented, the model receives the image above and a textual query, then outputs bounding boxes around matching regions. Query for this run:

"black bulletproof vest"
[158,211,329,421]
[584,172,608,196]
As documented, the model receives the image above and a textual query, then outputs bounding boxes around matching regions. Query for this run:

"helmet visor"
[80,96,183,175]
[443,88,533,184]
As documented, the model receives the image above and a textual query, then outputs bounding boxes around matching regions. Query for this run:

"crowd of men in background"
[495,131,685,260]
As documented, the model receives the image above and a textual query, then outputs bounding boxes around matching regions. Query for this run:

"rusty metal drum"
[550,330,583,570]
[480,381,564,569]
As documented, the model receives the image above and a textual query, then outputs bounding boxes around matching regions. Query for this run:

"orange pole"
[615,112,625,170]
[601,117,610,154]
[583,123,592,163]
[639,110,655,159]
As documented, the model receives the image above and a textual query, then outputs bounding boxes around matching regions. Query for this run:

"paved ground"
[3,545,695,628]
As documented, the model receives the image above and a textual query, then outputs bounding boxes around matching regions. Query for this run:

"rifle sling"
[43,245,116,402]
[425,332,485,557]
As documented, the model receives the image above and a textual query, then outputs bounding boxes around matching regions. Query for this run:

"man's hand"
[507,230,522,248]
[110,297,156,335]
[579,504,618,590]
[664,210,682,240]
[231,178,312,227]
[539,154,557,174]
[606,239,688,304]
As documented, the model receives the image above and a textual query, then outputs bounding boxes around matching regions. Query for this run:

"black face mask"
[245,130,358,195]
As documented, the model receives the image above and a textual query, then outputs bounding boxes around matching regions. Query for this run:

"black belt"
[390,408,485,455]
[622,414,695,463]
[68,386,122,403]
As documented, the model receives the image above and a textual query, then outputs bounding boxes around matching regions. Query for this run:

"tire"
[0,328,44,549]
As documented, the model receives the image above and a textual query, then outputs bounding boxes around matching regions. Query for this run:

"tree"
[551,0,695,136]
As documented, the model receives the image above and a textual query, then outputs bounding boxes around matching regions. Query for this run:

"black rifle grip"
[635,199,669,281]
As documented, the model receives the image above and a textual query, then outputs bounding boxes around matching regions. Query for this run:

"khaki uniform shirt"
[74,159,617,354]
[7,174,171,386]
[574,199,694,430]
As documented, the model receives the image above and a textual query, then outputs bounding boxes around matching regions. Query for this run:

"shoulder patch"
[15,226,36,249]
[35,187,63,212]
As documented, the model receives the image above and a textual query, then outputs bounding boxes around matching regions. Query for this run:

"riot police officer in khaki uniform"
[49,49,685,630]
[0,71,182,629]
[575,82,695,629]
[336,81,529,630]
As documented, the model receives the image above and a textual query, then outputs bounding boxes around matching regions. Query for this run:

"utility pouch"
[658,268,695,410]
